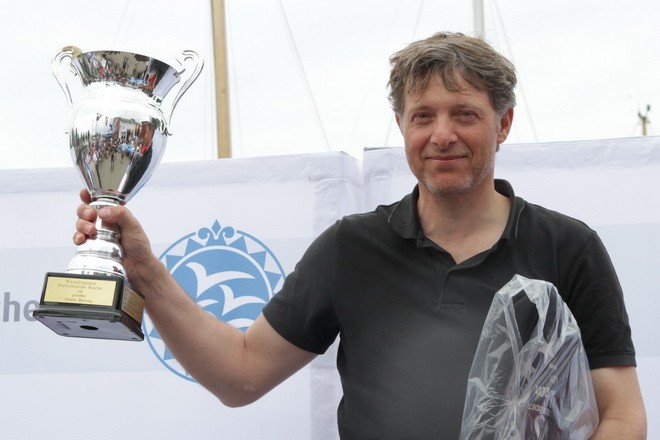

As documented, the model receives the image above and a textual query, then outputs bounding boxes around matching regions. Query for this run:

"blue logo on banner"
[144,220,286,381]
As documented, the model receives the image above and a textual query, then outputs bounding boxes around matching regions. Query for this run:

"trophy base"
[33,272,145,341]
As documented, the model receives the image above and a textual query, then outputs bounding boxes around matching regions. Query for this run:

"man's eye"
[412,113,431,120]
[456,111,477,121]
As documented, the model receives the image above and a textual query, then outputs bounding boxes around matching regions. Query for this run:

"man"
[74,32,646,439]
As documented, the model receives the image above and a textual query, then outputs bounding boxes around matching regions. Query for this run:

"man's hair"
[387,32,517,116]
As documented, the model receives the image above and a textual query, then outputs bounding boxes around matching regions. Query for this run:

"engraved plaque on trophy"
[33,46,203,341]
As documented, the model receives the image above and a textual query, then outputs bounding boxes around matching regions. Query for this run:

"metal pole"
[638,105,651,136]
[473,0,485,37]
[211,0,232,158]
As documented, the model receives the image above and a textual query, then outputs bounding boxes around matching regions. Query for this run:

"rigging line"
[347,0,404,149]
[492,0,538,142]
[276,0,330,151]
[112,0,133,49]
[410,0,425,40]
[384,0,425,146]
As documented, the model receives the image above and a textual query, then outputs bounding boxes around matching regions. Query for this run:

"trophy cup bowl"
[33,46,203,341]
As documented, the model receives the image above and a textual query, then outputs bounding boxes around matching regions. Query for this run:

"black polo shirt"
[263,179,636,440]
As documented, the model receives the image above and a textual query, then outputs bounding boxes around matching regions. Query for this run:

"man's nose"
[429,117,458,148]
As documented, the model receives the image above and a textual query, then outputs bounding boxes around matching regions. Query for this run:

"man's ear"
[497,108,514,144]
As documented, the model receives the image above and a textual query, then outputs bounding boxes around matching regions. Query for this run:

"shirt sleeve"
[262,222,340,354]
[562,230,637,369]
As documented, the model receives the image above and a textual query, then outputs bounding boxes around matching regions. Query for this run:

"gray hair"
[388,32,517,116]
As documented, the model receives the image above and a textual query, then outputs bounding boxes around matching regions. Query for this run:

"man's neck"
[417,181,510,264]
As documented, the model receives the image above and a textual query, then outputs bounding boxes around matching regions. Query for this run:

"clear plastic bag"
[459,275,599,440]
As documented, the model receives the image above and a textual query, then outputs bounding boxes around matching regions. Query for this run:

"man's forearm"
[589,417,647,440]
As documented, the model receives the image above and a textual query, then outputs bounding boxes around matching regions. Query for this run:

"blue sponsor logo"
[144,220,286,381]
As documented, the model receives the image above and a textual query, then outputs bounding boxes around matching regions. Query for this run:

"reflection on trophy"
[33,46,203,341]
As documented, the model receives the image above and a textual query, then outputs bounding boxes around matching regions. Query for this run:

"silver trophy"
[33,46,203,341]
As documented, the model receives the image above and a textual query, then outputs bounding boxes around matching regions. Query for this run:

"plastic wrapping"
[459,275,599,440]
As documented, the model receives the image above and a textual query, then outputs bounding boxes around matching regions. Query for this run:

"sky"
[1,0,659,169]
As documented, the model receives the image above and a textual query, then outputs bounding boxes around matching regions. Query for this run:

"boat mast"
[212,0,232,158]
[473,0,485,37]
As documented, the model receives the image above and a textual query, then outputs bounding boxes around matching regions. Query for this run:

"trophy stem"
[91,197,122,243]
[66,198,126,278]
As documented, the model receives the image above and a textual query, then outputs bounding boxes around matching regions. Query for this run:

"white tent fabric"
[1,137,658,438]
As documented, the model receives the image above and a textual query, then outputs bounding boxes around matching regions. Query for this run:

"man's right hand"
[73,189,159,293]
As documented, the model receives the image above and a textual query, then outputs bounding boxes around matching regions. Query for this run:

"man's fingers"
[77,204,96,221]
[79,188,92,204]
[73,231,87,245]
[76,217,96,236]
[97,205,125,225]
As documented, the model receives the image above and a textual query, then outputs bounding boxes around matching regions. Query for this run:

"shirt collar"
[388,179,525,243]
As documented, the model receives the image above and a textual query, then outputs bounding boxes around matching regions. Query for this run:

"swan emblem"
[143,220,286,381]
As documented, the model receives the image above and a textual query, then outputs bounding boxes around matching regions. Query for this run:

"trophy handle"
[51,46,82,109]
[166,50,204,132]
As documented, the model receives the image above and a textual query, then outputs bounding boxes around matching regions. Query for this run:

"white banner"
[1,138,658,438]
[0,153,359,440]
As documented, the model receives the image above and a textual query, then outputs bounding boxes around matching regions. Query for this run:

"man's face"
[396,75,513,198]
